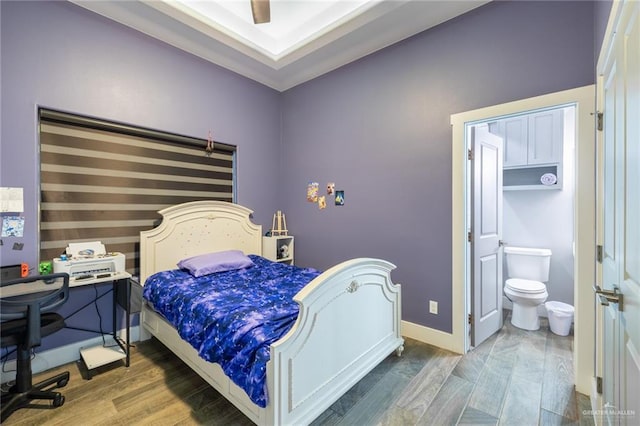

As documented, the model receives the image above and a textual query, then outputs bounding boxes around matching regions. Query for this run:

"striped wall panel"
[39,110,235,276]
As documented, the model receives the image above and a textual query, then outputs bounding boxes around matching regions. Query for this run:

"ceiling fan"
[250,0,271,24]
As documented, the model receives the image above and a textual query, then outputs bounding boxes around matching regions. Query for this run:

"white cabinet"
[489,108,564,190]
[490,116,528,167]
[527,109,564,165]
[262,236,294,265]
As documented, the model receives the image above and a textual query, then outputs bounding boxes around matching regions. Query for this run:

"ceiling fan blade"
[251,0,270,24]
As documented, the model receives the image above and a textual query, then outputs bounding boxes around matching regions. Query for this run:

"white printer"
[53,241,126,281]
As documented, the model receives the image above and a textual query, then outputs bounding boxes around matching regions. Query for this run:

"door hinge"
[468,149,473,160]
[467,231,472,243]
[596,376,603,394]
[597,112,604,131]
[468,313,473,325]
[596,244,603,263]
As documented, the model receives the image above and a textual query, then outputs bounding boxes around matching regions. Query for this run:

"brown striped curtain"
[39,109,236,276]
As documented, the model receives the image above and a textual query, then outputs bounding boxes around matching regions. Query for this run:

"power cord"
[93,285,106,347]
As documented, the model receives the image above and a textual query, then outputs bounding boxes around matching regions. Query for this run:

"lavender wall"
[280,1,597,332]
[595,0,613,59]
[0,1,281,349]
[0,0,609,350]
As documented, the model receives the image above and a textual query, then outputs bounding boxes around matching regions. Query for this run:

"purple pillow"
[177,250,254,277]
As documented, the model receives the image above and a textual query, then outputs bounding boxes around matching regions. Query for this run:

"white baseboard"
[401,320,463,354]
[401,302,567,356]
[1,326,140,385]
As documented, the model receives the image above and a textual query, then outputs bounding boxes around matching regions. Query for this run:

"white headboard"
[139,201,262,285]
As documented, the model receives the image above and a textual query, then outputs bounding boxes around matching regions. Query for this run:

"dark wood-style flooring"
[2,314,593,425]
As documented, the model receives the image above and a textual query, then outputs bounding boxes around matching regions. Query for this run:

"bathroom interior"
[490,104,576,334]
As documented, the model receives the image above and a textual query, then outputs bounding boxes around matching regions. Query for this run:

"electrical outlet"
[429,300,438,315]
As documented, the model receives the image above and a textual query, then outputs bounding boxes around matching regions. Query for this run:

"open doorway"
[466,105,576,348]
[450,85,595,395]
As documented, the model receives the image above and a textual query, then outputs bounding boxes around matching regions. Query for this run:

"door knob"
[593,285,624,311]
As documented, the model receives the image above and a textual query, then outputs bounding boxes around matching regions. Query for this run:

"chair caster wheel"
[53,394,65,407]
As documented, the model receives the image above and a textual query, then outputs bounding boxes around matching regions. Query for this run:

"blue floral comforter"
[142,255,321,407]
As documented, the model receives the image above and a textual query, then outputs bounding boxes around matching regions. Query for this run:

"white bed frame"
[139,201,403,425]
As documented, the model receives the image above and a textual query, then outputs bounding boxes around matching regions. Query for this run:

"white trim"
[401,320,462,354]
[451,85,596,394]
[68,0,489,91]
[591,376,604,426]
[1,326,140,385]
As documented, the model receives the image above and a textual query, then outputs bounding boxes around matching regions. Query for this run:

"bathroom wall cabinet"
[489,108,564,190]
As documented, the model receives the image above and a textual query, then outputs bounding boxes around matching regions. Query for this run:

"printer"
[53,241,125,281]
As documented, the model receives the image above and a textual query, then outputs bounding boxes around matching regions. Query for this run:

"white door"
[470,124,503,347]
[600,54,621,423]
[597,1,640,424]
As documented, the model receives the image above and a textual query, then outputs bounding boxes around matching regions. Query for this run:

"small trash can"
[545,301,574,336]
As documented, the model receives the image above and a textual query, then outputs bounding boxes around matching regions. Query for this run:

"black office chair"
[1,273,71,422]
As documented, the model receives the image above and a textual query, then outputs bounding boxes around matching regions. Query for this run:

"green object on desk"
[39,261,52,274]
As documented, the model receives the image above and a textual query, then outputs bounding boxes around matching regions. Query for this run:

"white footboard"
[266,258,403,425]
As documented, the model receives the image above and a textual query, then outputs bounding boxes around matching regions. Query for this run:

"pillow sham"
[177,250,254,277]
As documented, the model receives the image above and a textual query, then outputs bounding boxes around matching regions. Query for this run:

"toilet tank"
[504,246,552,282]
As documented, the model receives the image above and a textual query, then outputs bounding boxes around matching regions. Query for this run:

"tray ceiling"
[71,0,489,91]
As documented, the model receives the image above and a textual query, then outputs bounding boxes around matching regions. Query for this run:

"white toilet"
[504,246,552,330]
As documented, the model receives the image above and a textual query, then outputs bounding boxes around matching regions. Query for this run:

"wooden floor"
[3,314,594,425]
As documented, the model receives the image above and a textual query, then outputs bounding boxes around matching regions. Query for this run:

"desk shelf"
[68,272,132,379]
[79,344,126,370]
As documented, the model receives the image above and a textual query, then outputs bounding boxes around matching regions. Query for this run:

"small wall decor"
[327,183,335,195]
[271,210,288,236]
[1,216,25,237]
[1,187,24,212]
[318,196,327,209]
[335,190,345,206]
[307,182,319,202]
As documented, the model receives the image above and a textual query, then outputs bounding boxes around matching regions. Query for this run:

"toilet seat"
[506,278,546,294]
